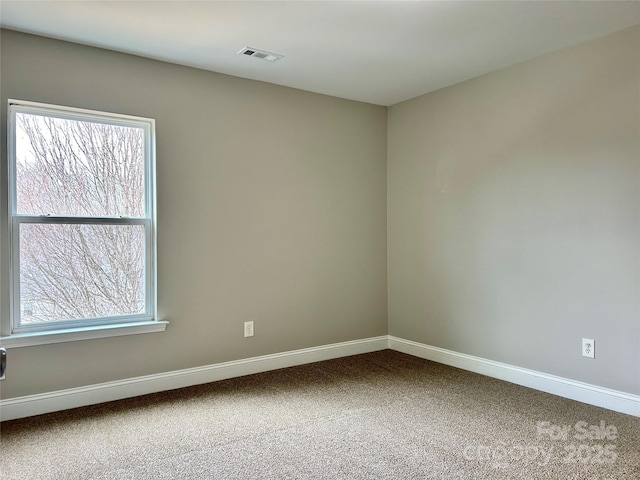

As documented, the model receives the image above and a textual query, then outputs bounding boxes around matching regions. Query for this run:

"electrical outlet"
[244,321,254,338]
[582,338,595,358]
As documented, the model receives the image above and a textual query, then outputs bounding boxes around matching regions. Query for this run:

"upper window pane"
[15,112,145,217]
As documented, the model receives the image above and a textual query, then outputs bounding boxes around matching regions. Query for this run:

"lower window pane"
[19,223,145,325]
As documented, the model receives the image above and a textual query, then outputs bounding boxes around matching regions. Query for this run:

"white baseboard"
[0,336,388,421]
[389,336,640,417]
[2,335,638,421]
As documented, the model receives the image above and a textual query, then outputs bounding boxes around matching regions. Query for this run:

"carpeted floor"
[0,350,638,479]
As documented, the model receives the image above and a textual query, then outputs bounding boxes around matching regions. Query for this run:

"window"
[4,100,164,346]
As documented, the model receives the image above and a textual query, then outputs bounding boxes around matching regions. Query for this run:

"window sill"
[0,320,169,348]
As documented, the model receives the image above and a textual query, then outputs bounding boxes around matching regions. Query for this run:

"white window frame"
[1,100,166,348]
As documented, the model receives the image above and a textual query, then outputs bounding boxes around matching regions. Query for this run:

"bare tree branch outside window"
[15,113,147,324]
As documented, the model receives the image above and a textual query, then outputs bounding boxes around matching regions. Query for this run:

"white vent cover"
[237,47,284,62]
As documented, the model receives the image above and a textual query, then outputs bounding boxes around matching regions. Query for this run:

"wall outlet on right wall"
[582,338,595,359]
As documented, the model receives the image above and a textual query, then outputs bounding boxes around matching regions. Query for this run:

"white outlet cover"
[582,338,595,358]
[244,321,254,338]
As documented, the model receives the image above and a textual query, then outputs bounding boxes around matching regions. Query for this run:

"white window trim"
[0,321,169,348]
[2,99,166,347]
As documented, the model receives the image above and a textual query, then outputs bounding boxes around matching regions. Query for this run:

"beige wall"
[0,30,388,398]
[388,26,640,394]
[1,25,638,402]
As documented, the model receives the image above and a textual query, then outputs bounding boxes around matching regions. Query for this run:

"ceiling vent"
[237,47,284,62]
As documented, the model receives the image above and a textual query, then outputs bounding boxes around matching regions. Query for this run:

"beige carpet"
[1,350,638,479]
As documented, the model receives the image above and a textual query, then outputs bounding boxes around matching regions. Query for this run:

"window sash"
[7,100,157,335]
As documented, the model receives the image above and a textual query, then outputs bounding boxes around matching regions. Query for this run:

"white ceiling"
[1,1,639,106]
